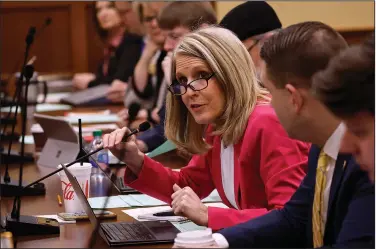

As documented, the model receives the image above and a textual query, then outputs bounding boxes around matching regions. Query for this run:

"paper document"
[202,189,222,203]
[88,196,130,209]
[37,92,71,103]
[19,135,35,145]
[36,103,72,112]
[128,194,167,206]
[66,110,110,117]
[146,140,176,158]
[64,114,120,124]
[35,215,76,224]
[122,203,228,232]
[72,123,118,133]
[118,195,143,207]
[0,106,20,113]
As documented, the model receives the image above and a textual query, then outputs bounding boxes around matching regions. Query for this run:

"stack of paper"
[88,196,130,209]
[122,203,228,232]
[64,114,120,124]
[37,92,71,103]
[119,195,167,207]
[36,103,72,112]
[88,190,222,209]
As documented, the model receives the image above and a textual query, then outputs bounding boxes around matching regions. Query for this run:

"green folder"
[146,140,176,158]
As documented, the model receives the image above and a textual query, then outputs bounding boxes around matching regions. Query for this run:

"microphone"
[2,17,52,190]
[128,102,141,127]
[1,27,38,196]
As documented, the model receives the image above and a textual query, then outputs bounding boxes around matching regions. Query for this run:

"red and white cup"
[57,163,92,213]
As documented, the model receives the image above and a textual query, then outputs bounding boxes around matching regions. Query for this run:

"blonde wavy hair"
[165,26,270,154]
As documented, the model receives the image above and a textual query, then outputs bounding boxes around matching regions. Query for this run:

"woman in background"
[72,1,143,103]
[118,2,167,125]
[104,27,310,230]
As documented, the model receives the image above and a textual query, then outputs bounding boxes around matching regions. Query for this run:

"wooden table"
[1,105,189,248]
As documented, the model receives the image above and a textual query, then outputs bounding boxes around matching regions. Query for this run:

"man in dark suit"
[312,35,375,183]
[213,21,375,248]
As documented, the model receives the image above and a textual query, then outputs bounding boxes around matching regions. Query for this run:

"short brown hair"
[312,34,375,116]
[158,2,217,31]
[260,21,348,88]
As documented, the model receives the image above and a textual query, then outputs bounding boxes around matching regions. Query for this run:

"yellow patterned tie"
[312,150,329,248]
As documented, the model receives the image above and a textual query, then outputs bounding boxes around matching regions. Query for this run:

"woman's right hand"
[102,127,144,176]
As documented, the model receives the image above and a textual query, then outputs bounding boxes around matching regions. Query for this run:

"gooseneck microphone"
[5,122,151,237]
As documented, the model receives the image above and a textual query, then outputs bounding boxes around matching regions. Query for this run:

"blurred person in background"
[219,1,281,79]
[118,2,167,122]
[313,35,375,182]
[72,1,143,103]
[135,1,217,153]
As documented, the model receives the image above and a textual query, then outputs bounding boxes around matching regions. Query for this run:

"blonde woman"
[103,27,310,230]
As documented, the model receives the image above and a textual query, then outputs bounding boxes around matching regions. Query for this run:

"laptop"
[34,113,80,168]
[60,163,180,246]
[60,85,112,106]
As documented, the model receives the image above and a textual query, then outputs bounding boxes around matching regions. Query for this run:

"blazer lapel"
[234,143,241,209]
[326,154,349,217]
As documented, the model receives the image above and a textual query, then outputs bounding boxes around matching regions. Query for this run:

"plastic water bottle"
[89,130,112,197]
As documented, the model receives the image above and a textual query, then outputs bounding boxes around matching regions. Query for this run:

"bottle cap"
[93,130,102,137]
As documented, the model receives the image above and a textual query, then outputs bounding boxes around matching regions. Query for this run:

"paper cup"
[57,163,92,213]
[174,228,216,248]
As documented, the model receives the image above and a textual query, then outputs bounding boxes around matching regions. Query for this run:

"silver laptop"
[60,163,180,246]
[34,113,80,168]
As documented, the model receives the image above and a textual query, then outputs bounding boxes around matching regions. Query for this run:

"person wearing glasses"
[219,1,281,78]
[135,1,217,153]
[118,2,167,125]
[103,27,310,230]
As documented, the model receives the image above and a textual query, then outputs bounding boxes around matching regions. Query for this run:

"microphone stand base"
[0,181,45,197]
[0,150,34,164]
[5,214,60,236]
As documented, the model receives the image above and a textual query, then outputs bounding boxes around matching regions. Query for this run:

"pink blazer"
[124,104,310,230]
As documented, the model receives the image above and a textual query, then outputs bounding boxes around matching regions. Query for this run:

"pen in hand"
[57,194,62,206]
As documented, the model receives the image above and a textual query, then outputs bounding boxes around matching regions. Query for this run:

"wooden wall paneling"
[70,2,89,73]
[85,2,105,74]
[0,2,73,75]
[339,29,374,45]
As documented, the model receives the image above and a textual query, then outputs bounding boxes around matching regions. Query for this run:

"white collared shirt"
[220,141,239,210]
[321,122,346,231]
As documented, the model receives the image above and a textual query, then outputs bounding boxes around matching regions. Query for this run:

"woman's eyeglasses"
[168,73,215,96]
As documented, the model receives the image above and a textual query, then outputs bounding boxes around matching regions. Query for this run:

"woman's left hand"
[171,184,208,226]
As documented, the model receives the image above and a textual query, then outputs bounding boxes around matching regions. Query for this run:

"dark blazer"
[137,104,166,152]
[88,32,144,88]
[218,144,375,248]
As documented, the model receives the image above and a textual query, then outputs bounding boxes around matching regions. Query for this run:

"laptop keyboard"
[101,222,156,241]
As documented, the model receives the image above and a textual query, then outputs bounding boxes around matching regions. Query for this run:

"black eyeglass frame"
[168,72,215,96]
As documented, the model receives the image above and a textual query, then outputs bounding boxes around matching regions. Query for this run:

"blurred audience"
[72,1,143,103]
[135,1,217,153]
[312,35,375,182]
[120,2,167,122]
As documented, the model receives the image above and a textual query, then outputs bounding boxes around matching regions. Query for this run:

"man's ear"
[285,83,304,114]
